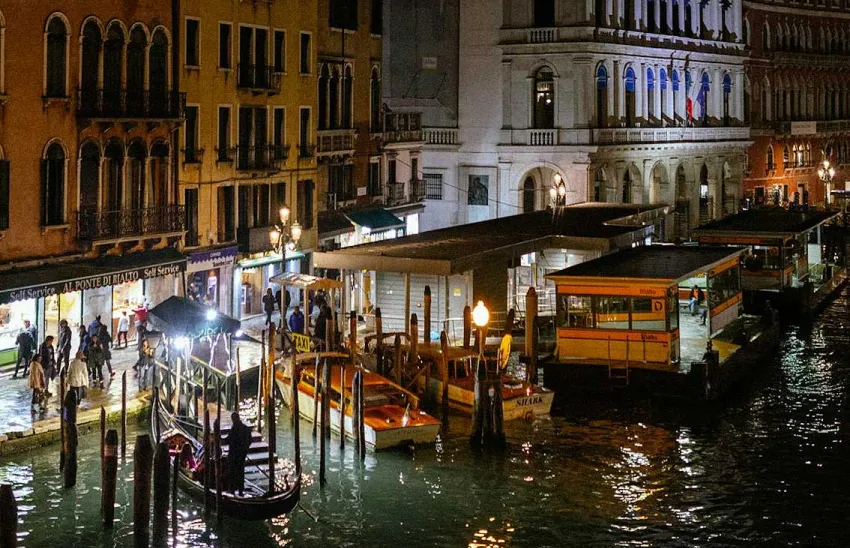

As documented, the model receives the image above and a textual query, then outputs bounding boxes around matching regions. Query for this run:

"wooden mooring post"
[339,359,346,450]
[0,484,17,548]
[312,359,320,438]
[236,347,242,406]
[352,369,365,460]
[394,334,402,386]
[423,286,432,345]
[214,418,223,521]
[133,434,154,548]
[100,407,106,460]
[121,371,127,458]
[348,311,357,359]
[440,331,450,428]
[471,357,487,447]
[463,305,472,349]
[525,286,538,384]
[375,307,384,376]
[62,390,78,489]
[203,407,211,520]
[152,441,170,546]
[267,324,277,492]
[59,371,66,472]
[102,429,118,528]
[292,364,301,475]
[319,360,329,487]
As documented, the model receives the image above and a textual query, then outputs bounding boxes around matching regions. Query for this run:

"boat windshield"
[362,384,409,408]
[449,359,470,380]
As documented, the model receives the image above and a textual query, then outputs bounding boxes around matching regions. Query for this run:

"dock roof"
[692,207,839,239]
[314,203,667,275]
[546,246,743,284]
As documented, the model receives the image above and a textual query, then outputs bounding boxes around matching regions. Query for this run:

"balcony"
[423,127,459,147]
[528,27,557,43]
[382,112,424,145]
[592,126,750,145]
[298,143,315,158]
[77,205,186,242]
[774,120,850,136]
[236,64,281,93]
[385,180,424,206]
[77,89,186,120]
[237,225,275,253]
[317,129,357,157]
[236,145,286,171]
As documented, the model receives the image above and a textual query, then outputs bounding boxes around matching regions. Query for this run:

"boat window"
[667,291,679,331]
[707,265,741,309]
[630,297,666,331]
[558,295,593,328]
[745,245,781,271]
[594,296,630,329]
[363,384,408,408]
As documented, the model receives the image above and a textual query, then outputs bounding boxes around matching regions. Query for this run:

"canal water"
[3,289,850,547]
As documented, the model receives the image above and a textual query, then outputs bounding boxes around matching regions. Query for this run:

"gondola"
[151,393,301,521]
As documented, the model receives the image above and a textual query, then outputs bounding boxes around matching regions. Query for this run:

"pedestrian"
[88,334,106,388]
[57,319,72,375]
[284,289,292,315]
[697,287,705,308]
[314,305,328,347]
[99,324,115,378]
[275,288,282,317]
[689,286,699,316]
[136,338,154,390]
[288,305,305,334]
[117,310,130,348]
[67,351,89,405]
[78,325,90,356]
[224,411,253,495]
[39,336,57,396]
[13,319,36,378]
[263,288,276,325]
[87,315,103,340]
[28,354,46,412]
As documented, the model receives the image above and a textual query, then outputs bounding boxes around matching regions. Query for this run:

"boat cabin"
[545,246,744,371]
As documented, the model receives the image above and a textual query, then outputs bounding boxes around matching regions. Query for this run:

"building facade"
[0,1,187,360]
[742,0,850,207]
[178,0,318,319]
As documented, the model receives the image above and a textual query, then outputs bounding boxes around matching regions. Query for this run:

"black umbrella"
[148,296,241,338]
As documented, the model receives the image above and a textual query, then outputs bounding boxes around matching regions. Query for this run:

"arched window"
[594,170,606,202]
[45,15,68,97]
[723,74,732,126]
[80,21,102,114]
[792,144,799,167]
[648,0,657,32]
[104,141,125,212]
[104,23,125,116]
[534,67,555,129]
[660,0,669,34]
[672,70,680,123]
[698,164,710,221]
[318,65,329,130]
[79,142,100,212]
[150,29,169,105]
[783,145,790,167]
[342,65,353,128]
[684,0,693,37]
[673,0,682,35]
[762,23,771,51]
[329,66,340,129]
[806,143,812,167]
[41,142,66,225]
[522,177,536,213]
[660,68,668,123]
[767,145,775,170]
[151,142,170,208]
[625,67,636,126]
[127,28,147,114]
[622,169,633,203]
[743,76,751,123]
[647,68,656,123]
[533,0,555,27]
[370,68,381,133]
[699,72,710,125]
[596,65,608,128]
[128,141,147,211]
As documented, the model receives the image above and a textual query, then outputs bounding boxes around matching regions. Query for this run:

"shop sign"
[189,246,239,272]
[1,260,186,305]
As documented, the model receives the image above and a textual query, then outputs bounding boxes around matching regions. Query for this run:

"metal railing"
[298,143,315,158]
[236,64,281,93]
[236,145,285,170]
[386,182,406,205]
[317,129,357,156]
[77,88,186,119]
[77,204,186,241]
[383,112,423,143]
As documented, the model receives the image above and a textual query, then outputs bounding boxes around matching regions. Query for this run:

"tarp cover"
[269,272,344,291]
[148,296,241,337]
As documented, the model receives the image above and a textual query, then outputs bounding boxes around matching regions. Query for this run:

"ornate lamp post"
[268,205,302,256]
[818,159,836,209]
[472,300,490,356]
[548,173,567,208]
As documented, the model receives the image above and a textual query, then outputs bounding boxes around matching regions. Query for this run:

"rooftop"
[693,207,839,237]
[314,203,667,275]
[546,246,743,283]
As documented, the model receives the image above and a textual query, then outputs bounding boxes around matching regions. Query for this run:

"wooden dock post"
[0,484,17,548]
[505,308,515,336]
[339,359,346,449]
[375,307,384,375]
[312,359,320,438]
[463,305,472,349]
[100,406,106,460]
[351,370,360,458]
[440,331,450,428]
[267,324,277,493]
[349,311,357,358]
[410,314,419,359]
[424,286,432,345]
[319,361,328,487]
[322,359,331,441]
[214,418,223,521]
[492,370,505,447]
[394,334,402,385]
[236,347,242,406]
[171,445,179,531]
[152,441,170,546]
[63,390,78,488]
[471,357,486,446]
[203,407,211,520]
[60,373,66,473]
[355,370,365,459]
[292,365,301,475]
[404,273,411,335]
[258,330,266,434]
[102,429,118,528]
[121,371,127,458]
[525,287,538,384]
[133,434,154,548]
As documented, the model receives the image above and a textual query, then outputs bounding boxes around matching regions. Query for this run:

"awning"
[0,248,187,305]
[346,208,404,231]
[318,209,355,239]
[148,295,241,337]
[269,272,344,291]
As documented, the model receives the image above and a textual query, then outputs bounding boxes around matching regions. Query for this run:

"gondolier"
[225,412,253,495]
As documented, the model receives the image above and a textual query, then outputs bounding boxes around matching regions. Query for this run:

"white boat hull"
[426,378,554,421]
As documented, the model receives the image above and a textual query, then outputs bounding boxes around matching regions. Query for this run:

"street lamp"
[472,300,489,356]
[818,159,836,209]
[548,173,567,208]
[269,205,302,254]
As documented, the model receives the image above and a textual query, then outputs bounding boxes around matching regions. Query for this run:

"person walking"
[117,311,130,348]
[99,324,115,378]
[88,334,106,388]
[263,288,276,325]
[224,412,253,495]
[13,320,36,378]
[314,305,328,348]
[87,315,103,340]
[688,286,699,316]
[67,351,89,405]
[39,336,57,397]
[77,325,90,356]
[288,305,305,334]
[136,338,154,390]
[57,319,72,375]
[28,354,46,413]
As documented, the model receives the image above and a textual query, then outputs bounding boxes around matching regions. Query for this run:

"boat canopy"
[269,272,344,292]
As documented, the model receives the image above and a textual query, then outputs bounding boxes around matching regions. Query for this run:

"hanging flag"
[686,97,693,120]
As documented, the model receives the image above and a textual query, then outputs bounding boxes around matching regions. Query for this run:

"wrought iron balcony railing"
[317,129,357,156]
[299,143,316,158]
[236,64,281,93]
[77,205,186,242]
[383,112,423,144]
[77,88,187,120]
[236,145,287,170]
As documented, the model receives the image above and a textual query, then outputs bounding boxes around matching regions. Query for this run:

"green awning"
[345,208,404,230]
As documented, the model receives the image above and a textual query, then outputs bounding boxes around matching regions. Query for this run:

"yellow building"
[178,0,318,319]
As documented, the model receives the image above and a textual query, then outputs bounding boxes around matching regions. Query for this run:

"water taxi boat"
[276,352,441,450]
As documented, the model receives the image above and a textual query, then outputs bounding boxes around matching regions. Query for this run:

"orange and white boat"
[417,344,554,421]
[276,352,441,451]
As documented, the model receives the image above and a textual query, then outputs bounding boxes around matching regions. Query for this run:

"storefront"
[186,246,238,313]
[233,250,308,319]
[0,249,186,363]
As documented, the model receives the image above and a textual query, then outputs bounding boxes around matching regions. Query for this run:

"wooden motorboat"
[151,395,300,521]
[416,343,554,421]
[276,352,441,450]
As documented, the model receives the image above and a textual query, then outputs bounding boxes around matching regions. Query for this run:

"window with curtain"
[46,17,67,97]
[534,68,555,129]
[596,65,608,128]
[41,143,65,226]
[625,67,636,126]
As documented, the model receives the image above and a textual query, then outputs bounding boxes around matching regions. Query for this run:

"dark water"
[3,290,850,547]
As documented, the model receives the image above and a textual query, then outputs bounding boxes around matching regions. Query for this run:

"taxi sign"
[292,332,311,353]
